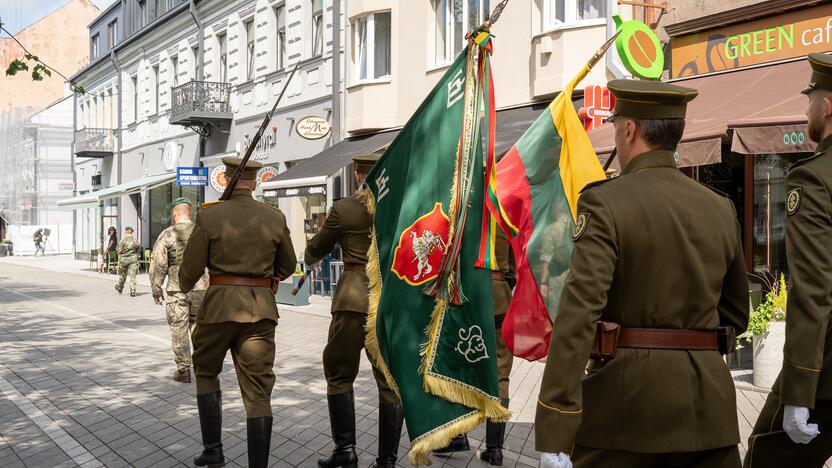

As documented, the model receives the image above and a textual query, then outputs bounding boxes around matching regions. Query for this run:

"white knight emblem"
[410,230,446,281]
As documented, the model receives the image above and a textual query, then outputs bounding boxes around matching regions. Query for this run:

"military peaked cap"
[607,79,698,120]
[802,52,832,95]
[352,153,380,172]
[222,157,262,180]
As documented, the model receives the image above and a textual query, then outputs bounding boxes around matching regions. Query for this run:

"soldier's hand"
[540,452,572,468]
[154,296,163,306]
[783,405,820,444]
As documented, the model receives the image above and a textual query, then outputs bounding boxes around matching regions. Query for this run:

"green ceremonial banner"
[365,41,508,465]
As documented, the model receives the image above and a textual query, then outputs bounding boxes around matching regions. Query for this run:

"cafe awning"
[57,173,176,209]
[590,58,815,169]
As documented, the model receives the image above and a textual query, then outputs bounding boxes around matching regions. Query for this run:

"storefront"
[589,1,829,277]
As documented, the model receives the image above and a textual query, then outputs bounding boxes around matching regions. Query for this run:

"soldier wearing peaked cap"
[180,156,297,468]
[743,52,832,468]
[536,79,749,468]
[306,153,404,468]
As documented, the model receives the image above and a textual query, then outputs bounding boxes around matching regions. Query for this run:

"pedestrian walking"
[305,154,404,468]
[535,79,749,468]
[180,157,296,468]
[32,228,44,256]
[115,226,141,296]
[149,197,209,384]
[742,52,832,468]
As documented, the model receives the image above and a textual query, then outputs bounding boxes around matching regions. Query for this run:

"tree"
[1,18,85,94]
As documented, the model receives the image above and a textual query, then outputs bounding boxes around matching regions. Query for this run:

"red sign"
[578,85,615,131]
[391,203,450,286]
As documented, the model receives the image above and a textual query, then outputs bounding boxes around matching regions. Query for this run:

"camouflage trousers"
[116,259,138,293]
[165,290,205,371]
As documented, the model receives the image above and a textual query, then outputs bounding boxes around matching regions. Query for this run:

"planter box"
[752,322,786,389]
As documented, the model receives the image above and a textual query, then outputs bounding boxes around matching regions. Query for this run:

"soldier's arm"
[535,189,618,454]
[180,213,209,294]
[717,206,749,334]
[304,204,341,266]
[781,165,832,409]
[149,232,170,299]
[274,211,297,280]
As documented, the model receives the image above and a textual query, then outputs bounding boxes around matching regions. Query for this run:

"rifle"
[220,61,302,200]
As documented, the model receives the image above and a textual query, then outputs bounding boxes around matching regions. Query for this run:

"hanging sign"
[177,167,209,186]
[578,85,616,131]
[614,15,664,80]
[296,116,331,140]
[209,165,227,193]
[257,166,279,185]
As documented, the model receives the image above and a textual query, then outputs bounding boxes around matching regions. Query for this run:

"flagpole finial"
[587,30,622,70]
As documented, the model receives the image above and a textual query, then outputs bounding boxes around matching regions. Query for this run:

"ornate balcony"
[170,81,232,130]
[75,128,114,158]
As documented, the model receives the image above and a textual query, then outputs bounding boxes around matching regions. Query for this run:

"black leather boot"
[373,400,404,467]
[194,391,225,467]
[318,391,358,468]
[247,416,272,468]
[432,434,470,455]
[479,398,509,466]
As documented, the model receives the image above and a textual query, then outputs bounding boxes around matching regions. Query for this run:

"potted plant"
[738,273,787,389]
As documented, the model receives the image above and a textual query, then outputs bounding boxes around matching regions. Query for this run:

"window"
[245,20,255,81]
[542,0,607,30]
[218,33,228,82]
[354,12,391,82]
[433,0,490,65]
[171,55,179,87]
[275,5,286,70]
[154,0,166,19]
[191,45,200,79]
[138,0,147,28]
[131,75,139,121]
[108,20,118,48]
[153,64,160,115]
[91,34,100,59]
[311,0,324,56]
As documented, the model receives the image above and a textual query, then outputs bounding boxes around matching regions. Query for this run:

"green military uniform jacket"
[149,221,208,298]
[535,150,749,454]
[179,189,296,324]
[304,191,371,314]
[493,228,515,316]
[781,134,832,408]
[116,235,141,263]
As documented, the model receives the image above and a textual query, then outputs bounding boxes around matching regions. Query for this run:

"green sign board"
[613,15,664,80]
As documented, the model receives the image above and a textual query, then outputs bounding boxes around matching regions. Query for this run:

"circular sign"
[210,165,227,193]
[296,116,331,140]
[163,141,180,171]
[613,15,664,80]
[257,166,279,185]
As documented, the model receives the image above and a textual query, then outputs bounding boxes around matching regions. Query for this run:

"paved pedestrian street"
[0,257,827,467]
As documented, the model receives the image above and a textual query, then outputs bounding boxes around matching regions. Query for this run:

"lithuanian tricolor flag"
[495,65,606,361]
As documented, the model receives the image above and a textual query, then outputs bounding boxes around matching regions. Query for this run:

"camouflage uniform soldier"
[115,227,141,296]
[150,197,209,384]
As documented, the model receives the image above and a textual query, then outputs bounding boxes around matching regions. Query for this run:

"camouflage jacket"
[149,221,208,298]
[116,236,141,259]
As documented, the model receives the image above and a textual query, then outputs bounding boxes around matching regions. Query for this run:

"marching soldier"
[149,197,209,384]
[180,157,296,468]
[536,80,749,468]
[115,226,141,297]
[743,53,832,468]
[307,154,404,468]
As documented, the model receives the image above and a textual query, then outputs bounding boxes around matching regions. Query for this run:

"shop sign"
[163,142,181,171]
[210,165,227,193]
[241,127,277,162]
[257,166,279,185]
[613,16,664,80]
[57,182,75,192]
[18,199,32,209]
[296,116,331,140]
[177,167,209,187]
[276,185,326,198]
[671,4,832,78]
[784,130,807,146]
[578,85,615,131]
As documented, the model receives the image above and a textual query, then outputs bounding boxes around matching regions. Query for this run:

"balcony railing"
[75,128,114,158]
[170,81,232,126]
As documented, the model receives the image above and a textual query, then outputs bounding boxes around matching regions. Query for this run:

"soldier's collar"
[813,133,832,156]
[230,188,254,199]
[621,150,678,175]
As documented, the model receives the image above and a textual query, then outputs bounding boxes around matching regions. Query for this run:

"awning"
[590,58,815,167]
[57,173,176,209]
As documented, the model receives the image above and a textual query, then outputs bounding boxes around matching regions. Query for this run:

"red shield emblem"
[392,203,451,286]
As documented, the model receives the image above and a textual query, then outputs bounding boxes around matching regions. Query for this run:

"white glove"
[540,452,572,468]
[783,405,820,444]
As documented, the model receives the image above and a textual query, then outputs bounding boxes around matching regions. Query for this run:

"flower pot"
[752,322,786,389]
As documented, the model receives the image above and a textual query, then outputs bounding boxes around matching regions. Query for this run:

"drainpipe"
[189,0,206,203]
[331,0,341,145]
[71,92,78,256]
[110,50,123,241]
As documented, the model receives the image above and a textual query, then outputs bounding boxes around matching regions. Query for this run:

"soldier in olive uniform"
[307,154,404,468]
[536,80,749,468]
[743,53,832,468]
[149,197,209,384]
[115,226,141,296]
[180,157,297,468]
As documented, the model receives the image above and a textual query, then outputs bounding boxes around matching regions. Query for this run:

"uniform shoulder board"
[695,181,729,198]
[580,177,612,194]
[263,203,283,214]
[789,151,824,171]
[200,201,223,209]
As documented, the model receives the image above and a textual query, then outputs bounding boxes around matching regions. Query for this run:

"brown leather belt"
[210,275,274,289]
[618,327,718,351]
[491,271,506,281]
[344,263,366,271]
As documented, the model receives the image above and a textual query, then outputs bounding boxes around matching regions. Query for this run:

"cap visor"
[801,86,816,95]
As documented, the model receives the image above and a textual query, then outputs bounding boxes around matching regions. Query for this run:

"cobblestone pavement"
[0,256,826,467]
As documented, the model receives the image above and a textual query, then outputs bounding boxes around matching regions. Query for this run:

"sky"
[0,0,116,35]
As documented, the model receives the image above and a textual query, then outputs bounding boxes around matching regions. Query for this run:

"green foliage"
[1,21,84,94]
[5,58,27,76]
[739,273,788,345]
